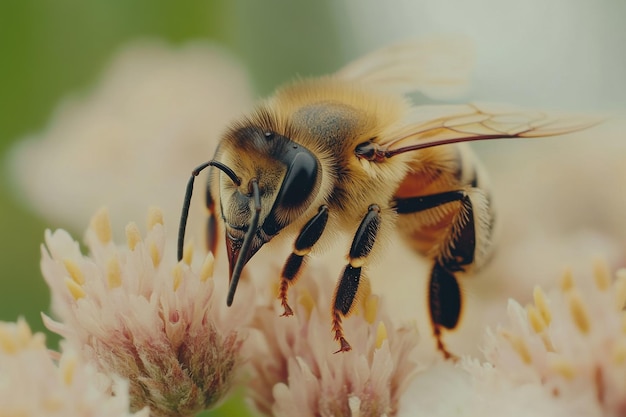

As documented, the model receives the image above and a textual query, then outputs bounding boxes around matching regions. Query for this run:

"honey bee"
[177,40,598,357]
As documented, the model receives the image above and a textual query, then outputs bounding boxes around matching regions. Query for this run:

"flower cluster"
[0,318,148,417]
[245,262,420,417]
[41,208,253,416]
[459,259,626,416]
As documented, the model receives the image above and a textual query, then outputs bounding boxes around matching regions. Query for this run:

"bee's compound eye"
[355,141,376,159]
[261,142,320,238]
[277,152,318,209]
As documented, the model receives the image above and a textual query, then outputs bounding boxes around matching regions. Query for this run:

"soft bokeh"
[337,0,626,111]
[8,40,254,237]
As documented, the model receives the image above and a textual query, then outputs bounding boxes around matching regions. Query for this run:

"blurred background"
[1,1,625,415]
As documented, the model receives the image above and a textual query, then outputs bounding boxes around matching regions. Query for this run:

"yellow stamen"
[147,206,164,230]
[0,327,18,354]
[107,257,122,289]
[125,222,142,250]
[593,258,610,291]
[376,321,388,349]
[60,353,77,386]
[149,241,161,267]
[65,277,85,300]
[0,320,45,354]
[539,332,555,352]
[16,318,33,346]
[172,263,183,291]
[199,252,215,282]
[0,317,46,354]
[533,286,552,325]
[90,208,112,244]
[63,259,84,285]
[364,295,379,324]
[568,289,591,334]
[559,268,574,292]
[182,242,194,265]
[527,304,547,333]
[501,330,532,364]
[549,355,576,379]
[614,269,626,310]
[298,289,315,319]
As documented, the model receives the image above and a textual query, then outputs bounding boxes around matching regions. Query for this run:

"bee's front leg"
[278,205,329,316]
[332,204,381,353]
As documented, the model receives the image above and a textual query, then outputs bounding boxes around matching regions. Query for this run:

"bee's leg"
[332,204,382,353]
[279,205,329,316]
[395,190,481,360]
[429,261,462,360]
[205,166,220,255]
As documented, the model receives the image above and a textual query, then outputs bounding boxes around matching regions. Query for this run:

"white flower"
[0,317,149,417]
[8,40,254,241]
[41,207,254,417]
[244,260,420,417]
[473,259,626,416]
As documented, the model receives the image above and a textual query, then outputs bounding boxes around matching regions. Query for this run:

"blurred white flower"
[0,317,149,417]
[40,207,254,416]
[398,361,571,417]
[8,40,254,241]
[244,260,420,417]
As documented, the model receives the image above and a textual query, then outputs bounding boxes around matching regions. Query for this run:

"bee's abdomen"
[392,144,495,272]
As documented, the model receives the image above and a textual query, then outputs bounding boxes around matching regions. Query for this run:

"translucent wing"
[334,36,474,100]
[379,103,603,158]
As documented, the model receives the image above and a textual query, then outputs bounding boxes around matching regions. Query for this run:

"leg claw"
[280,302,294,317]
[334,336,352,353]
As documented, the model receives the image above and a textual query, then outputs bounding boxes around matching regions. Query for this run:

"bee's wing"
[334,37,474,100]
[382,103,603,157]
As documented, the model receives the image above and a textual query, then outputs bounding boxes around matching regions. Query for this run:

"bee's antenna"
[177,161,240,261]
[227,178,261,306]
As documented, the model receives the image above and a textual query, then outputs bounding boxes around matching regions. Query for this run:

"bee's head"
[216,125,320,304]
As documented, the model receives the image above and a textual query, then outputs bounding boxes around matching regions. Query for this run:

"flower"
[40,207,254,417]
[0,317,149,417]
[471,258,626,416]
[8,40,254,240]
[244,260,420,417]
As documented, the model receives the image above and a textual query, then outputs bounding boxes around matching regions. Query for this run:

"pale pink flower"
[0,317,149,417]
[8,40,254,240]
[472,258,626,416]
[398,361,571,417]
[40,207,254,417]
[244,261,420,417]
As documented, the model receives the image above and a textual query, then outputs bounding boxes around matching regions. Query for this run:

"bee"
[177,40,598,358]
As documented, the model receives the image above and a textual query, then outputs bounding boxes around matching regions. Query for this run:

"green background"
[0,2,347,415]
